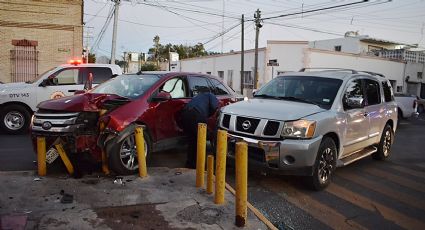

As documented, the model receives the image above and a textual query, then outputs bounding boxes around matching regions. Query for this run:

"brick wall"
[0,0,83,83]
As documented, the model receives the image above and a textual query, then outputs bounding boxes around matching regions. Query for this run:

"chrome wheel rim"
[4,111,24,130]
[383,130,392,157]
[119,134,147,170]
[318,147,334,184]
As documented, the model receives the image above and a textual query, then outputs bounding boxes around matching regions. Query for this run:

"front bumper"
[227,133,322,176]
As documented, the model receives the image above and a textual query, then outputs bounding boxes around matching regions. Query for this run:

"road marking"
[389,165,425,179]
[364,168,425,193]
[337,172,425,211]
[261,178,367,230]
[327,183,425,230]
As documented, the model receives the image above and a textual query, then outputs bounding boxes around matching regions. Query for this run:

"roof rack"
[357,71,385,78]
[299,67,358,74]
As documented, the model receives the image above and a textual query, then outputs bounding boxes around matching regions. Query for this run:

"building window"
[10,39,39,82]
[242,71,253,89]
[397,86,403,93]
[217,71,224,79]
[227,70,233,88]
[206,72,211,75]
[334,46,341,52]
[418,72,423,80]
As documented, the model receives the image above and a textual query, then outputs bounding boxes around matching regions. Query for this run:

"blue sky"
[84,0,425,59]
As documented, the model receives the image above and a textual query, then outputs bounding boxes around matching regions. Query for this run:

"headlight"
[281,120,316,139]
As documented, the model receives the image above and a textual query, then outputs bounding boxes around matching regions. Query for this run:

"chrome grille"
[236,116,260,134]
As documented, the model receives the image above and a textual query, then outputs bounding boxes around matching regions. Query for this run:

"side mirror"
[152,91,171,102]
[252,89,257,97]
[344,96,364,109]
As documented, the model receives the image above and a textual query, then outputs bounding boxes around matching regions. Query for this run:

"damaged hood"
[37,93,129,112]
[222,98,326,121]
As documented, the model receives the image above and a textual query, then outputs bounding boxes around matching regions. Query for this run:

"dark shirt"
[185,92,219,118]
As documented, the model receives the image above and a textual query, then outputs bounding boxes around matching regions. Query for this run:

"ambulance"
[0,60,122,134]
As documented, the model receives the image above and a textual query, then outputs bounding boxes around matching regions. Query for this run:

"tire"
[418,105,424,114]
[397,108,402,126]
[372,124,393,160]
[306,137,337,191]
[0,104,31,134]
[108,130,151,175]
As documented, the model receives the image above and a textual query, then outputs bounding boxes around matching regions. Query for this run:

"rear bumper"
[227,133,322,176]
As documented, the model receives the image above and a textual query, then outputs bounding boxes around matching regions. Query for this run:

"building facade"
[0,0,83,83]
[176,36,425,98]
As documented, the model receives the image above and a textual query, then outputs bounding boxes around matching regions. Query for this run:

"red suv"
[31,72,242,174]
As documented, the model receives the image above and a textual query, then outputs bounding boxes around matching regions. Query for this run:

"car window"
[210,79,230,95]
[55,69,79,85]
[86,67,113,84]
[343,79,364,110]
[188,76,211,97]
[364,79,381,105]
[161,78,186,98]
[382,81,394,102]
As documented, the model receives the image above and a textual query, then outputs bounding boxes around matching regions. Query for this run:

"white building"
[175,35,425,98]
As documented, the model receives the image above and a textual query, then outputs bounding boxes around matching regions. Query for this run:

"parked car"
[394,93,418,120]
[218,69,397,190]
[0,62,122,134]
[31,72,242,175]
[416,96,425,114]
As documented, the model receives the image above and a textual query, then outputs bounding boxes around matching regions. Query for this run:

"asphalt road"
[1,115,424,229]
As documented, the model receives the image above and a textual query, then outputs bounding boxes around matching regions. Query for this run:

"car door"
[36,68,83,104]
[363,78,385,146]
[341,78,370,156]
[153,76,190,143]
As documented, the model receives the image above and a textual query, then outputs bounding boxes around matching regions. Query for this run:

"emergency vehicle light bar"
[68,59,82,65]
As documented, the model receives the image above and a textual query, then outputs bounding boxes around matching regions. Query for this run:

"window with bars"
[242,71,254,89]
[10,39,39,82]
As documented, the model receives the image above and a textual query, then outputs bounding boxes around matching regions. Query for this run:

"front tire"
[372,124,393,160]
[307,137,337,191]
[0,104,31,134]
[108,131,151,175]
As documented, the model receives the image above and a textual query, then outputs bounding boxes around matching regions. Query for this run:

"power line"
[92,4,115,53]
[202,22,242,46]
[265,21,344,37]
[259,0,375,21]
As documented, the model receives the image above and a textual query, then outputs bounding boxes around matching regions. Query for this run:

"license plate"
[46,148,59,164]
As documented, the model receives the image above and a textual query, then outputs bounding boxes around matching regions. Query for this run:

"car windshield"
[26,67,58,83]
[91,74,161,99]
[254,76,343,109]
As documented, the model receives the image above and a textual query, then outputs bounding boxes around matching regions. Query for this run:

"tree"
[140,63,160,71]
[147,36,211,61]
[88,53,96,63]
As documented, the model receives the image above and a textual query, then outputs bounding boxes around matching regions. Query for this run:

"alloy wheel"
[318,147,334,184]
[383,130,392,157]
[119,134,147,170]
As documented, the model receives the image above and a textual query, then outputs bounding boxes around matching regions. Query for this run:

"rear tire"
[108,130,151,175]
[372,124,393,160]
[306,137,337,191]
[0,104,31,134]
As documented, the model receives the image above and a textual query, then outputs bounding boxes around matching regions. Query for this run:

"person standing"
[181,92,219,169]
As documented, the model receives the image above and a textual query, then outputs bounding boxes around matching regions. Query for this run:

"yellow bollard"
[135,126,148,178]
[37,137,46,176]
[235,141,248,227]
[206,155,214,194]
[99,109,110,175]
[196,123,207,188]
[214,129,227,204]
[55,144,75,175]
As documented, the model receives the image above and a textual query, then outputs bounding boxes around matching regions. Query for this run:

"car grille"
[32,111,80,133]
[263,121,280,136]
[222,114,231,128]
[236,116,260,134]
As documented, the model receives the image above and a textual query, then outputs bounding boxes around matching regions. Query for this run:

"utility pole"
[111,0,120,65]
[254,9,262,89]
[240,14,244,95]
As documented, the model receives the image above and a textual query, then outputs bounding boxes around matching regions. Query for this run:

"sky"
[83,0,425,60]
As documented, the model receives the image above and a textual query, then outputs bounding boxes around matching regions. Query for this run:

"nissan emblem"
[242,120,251,130]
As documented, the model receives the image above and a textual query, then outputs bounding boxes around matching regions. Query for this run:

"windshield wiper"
[277,96,320,106]
[253,94,278,99]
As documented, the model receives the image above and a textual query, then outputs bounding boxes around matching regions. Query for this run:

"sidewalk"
[0,168,267,230]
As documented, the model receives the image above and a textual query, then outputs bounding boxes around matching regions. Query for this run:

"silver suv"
[219,69,397,190]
